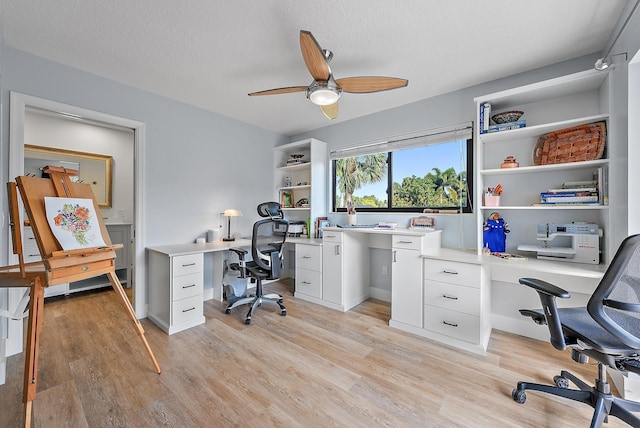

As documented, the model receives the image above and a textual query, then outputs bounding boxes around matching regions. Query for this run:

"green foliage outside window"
[333,139,472,212]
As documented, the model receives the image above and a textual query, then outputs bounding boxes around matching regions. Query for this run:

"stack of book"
[539,181,599,205]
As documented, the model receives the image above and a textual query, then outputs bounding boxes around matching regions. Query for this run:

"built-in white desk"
[146,239,251,334]
[289,228,607,355]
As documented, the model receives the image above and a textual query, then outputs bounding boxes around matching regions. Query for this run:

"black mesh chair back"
[588,234,640,350]
[251,217,288,279]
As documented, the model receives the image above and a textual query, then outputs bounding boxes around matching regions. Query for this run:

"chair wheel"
[225,309,231,314]
[554,375,569,389]
[245,318,251,325]
[278,299,283,304]
[281,310,286,316]
[512,389,526,404]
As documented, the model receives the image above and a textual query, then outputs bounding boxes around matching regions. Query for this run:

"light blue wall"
[289,54,602,249]
[0,47,288,253]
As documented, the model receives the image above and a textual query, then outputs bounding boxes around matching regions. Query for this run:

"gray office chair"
[225,202,288,324]
[512,234,640,427]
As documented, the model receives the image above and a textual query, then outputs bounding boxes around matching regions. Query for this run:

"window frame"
[332,137,474,214]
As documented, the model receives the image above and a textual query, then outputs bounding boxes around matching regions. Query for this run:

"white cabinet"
[423,259,488,347]
[474,69,621,265]
[274,139,327,238]
[322,232,344,306]
[147,251,205,335]
[321,231,370,311]
[294,242,323,299]
[390,235,426,328]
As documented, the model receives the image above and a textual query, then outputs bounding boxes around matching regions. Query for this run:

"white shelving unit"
[474,69,617,266]
[273,138,327,238]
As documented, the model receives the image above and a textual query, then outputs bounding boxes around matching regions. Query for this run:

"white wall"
[24,109,135,223]
[289,54,603,250]
[0,48,288,253]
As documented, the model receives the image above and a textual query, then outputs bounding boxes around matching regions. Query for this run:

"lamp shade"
[309,87,341,106]
[224,209,242,217]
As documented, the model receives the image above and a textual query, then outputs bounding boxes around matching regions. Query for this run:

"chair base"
[512,369,640,427]
[225,284,286,325]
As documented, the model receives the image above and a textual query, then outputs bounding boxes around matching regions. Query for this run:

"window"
[331,124,473,213]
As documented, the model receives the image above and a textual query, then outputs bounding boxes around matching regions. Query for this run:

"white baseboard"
[369,287,391,302]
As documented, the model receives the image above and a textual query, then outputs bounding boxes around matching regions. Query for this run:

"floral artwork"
[45,197,106,250]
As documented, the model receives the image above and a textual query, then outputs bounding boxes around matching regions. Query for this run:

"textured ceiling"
[0,0,628,136]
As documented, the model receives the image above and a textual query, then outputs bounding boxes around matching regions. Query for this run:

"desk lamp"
[223,209,242,241]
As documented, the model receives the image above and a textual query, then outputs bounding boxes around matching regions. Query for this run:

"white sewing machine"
[517,223,601,264]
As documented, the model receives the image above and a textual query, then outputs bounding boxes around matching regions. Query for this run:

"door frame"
[8,92,147,321]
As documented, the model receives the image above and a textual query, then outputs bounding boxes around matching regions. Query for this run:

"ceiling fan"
[248,30,408,120]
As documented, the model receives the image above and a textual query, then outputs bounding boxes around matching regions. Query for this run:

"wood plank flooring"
[0,280,630,427]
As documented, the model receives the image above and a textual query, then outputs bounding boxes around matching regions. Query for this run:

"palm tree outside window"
[333,138,473,213]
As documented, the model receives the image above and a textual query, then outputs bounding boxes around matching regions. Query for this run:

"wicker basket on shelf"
[533,121,606,165]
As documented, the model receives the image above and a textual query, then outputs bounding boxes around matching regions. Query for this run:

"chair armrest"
[229,247,249,258]
[519,278,571,299]
[519,277,571,350]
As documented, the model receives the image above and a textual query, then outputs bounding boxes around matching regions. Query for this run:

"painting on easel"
[44,196,106,249]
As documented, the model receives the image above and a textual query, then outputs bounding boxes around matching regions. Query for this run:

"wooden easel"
[1,182,46,428]
[6,166,160,426]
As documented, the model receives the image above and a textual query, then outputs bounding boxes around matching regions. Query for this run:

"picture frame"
[315,216,328,238]
[24,145,113,208]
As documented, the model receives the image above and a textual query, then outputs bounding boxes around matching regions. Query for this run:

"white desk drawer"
[392,235,422,251]
[172,294,203,325]
[172,253,203,276]
[322,231,343,243]
[424,259,481,288]
[295,269,322,299]
[424,280,480,316]
[173,272,203,301]
[424,306,480,344]
[296,244,322,272]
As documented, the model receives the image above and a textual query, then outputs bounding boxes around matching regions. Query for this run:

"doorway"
[7,92,147,316]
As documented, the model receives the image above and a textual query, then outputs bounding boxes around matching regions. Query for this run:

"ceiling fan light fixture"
[307,84,342,106]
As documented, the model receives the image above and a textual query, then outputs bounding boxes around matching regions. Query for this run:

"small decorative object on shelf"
[483,211,510,253]
[501,156,520,168]
[491,110,524,124]
[484,184,502,206]
[286,153,306,165]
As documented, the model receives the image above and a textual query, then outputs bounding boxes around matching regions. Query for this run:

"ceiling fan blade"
[336,76,408,93]
[300,30,331,81]
[320,102,338,120]
[248,86,308,96]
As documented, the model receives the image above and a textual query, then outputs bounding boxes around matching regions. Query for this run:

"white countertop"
[147,239,252,257]
[322,226,441,236]
[422,247,606,279]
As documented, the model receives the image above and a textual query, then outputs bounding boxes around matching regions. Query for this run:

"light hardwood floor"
[0,280,630,427]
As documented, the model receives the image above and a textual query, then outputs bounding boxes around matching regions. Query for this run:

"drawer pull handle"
[393,250,397,262]
[182,284,196,289]
[182,263,196,267]
[442,294,458,300]
[442,269,458,275]
[302,281,311,284]
[28,254,40,257]
[325,235,336,239]
[398,240,413,244]
[335,245,340,256]
[182,307,196,313]
[442,321,458,327]
[302,256,312,259]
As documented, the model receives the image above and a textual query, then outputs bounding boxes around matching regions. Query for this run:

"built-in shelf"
[480,159,609,176]
[481,205,609,210]
[479,114,609,144]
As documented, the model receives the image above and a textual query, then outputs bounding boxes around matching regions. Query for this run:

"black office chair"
[512,234,640,427]
[225,202,288,324]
